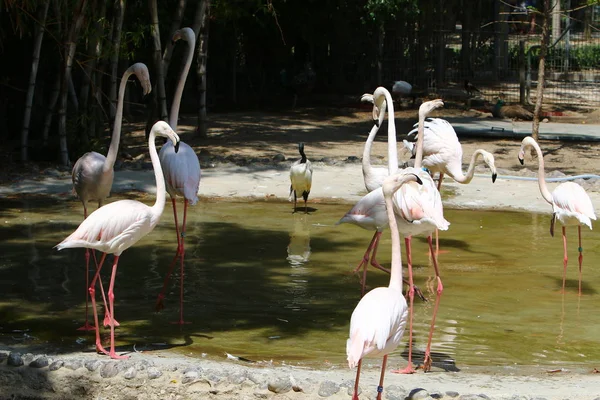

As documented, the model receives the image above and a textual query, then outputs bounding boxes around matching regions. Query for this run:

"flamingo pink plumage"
[71,63,151,331]
[403,118,498,190]
[155,27,202,325]
[57,121,180,359]
[346,170,421,400]
[518,136,596,295]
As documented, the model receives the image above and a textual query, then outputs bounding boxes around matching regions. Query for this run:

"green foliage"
[364,0,419,23]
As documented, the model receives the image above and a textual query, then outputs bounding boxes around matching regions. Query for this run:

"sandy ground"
[3,106,600,399]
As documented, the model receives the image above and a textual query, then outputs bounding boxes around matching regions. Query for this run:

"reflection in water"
[1,197,600,370]
[285,214,311,313]
[286,214,311,266]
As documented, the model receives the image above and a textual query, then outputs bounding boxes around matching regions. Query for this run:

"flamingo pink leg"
[352,359,362,400]
[353,231,383,296]
[435,173,444,256]
[423,235,443,372]
[376,355,388,400]
[88,253,109,356]
[77,248,95,331]
[562,226,568,293]
[156,198,190,325]
[106,255,128,359]
[392,236,416,374]
[578,225,583,296]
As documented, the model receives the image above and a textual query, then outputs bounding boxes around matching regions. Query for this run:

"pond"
[0,194,599,372]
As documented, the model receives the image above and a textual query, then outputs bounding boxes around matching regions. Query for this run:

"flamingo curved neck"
[104,69,133,173]
[527,141,553,204]
[449,149,485,184]
[362,103,386,178]
[414,113,426,170]
[373,88,398,175]
[149,130,167,219]
[169,33,196,131]
[384,188,403,291]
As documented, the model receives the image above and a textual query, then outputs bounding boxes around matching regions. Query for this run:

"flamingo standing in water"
[391,99,449,374]
[289,142,313,213]
[346,170,421,400]
[56,121,180,360]
[155,27,202,325]
[71,63,151,330]
[518,136,596,295]
[338,87,423,298]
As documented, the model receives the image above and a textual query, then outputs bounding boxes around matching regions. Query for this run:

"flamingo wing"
[56,200,154,255]
[337,188,387,231]
[346,287,408,368]
[552,182,596,228]
[159,141,201,205]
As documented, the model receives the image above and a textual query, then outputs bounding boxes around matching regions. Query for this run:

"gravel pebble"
[268,376,292,394]
[48,360,64,371]
[123,366,137,380]
[7,352,23,367]
[85,359,103,372]
[63,359,83,370]
[147,366,162,379]
[29,356,50,368]
[182,370,200,384]
[100,362,120,378]
[318,380,339,397]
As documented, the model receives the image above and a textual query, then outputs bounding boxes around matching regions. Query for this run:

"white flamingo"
[346,170,421,400]
[71,63,151,330]
[289,142,313,213]
[518,136,596,295]
[155,27,202,324]
[56,121,180,360]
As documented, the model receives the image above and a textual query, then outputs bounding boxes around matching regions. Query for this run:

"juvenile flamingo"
[155,27,202,325]
[346,170,422,400]
[71,63,151,330]
[518,136,596,295]
[56,121,180,359]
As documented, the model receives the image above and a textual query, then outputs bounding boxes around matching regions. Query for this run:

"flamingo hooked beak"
[518,156,524,165]
[492,173,497,183]
[174,141,180,153]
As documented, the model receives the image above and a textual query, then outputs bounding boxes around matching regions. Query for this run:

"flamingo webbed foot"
[423,354,433,372]
[76,322,96,331]
[391,364,416,374]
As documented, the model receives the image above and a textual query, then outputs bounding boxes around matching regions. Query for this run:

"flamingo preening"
[71,63,151,331]
[518,136,596,295]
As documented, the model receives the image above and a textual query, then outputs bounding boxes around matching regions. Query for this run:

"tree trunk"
[162,0,188,74]
[20,0,50,162]
[195,0,209,138]
[149,0,168,122]
[531,0,551,144]
[108,0,126,123]
[58,0,88,166]
[79,0,107,143]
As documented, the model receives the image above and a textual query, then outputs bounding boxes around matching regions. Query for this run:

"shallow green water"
[0,194,599,371]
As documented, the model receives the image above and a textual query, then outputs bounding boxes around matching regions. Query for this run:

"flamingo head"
[131,63,152,96]
[518,136,537,165]
[418,99,444,121]
[172,27,195,44]
[382,171,423,199]
[152,121,180,153]
[480,150,498,183]
[360,92,386,128]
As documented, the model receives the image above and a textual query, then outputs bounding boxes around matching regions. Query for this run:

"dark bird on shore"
[492,93,534,121]
[464,80,482,97]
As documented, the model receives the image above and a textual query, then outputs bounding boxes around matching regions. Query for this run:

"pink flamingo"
[346,170,422,400]
[403,117,497,190]
[518,136,596,295]
[56,121,180,359]
[391,99,449,374]
[155,27,202,325]
[71,63,151,330]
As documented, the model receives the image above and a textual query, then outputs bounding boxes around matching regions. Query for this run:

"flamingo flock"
[51,40,596,399]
